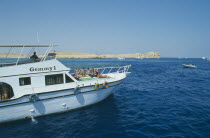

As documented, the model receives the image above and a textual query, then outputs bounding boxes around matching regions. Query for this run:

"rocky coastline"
[0,52,160,59]
[54,52,160,58]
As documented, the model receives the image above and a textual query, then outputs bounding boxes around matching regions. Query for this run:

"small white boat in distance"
[202,57,206,60]
[136,56,143,59]
[118,57,125,60]
[182,64,197,68]
[136,53,143,59]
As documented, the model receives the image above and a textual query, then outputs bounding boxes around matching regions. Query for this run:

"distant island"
[0,52,160,59]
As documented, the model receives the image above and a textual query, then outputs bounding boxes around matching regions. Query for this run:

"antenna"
[36,32,41,55]
[36,32,40,44]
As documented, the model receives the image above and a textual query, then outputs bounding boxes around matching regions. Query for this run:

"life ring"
[28,94,39,103]
[74,86,81,94]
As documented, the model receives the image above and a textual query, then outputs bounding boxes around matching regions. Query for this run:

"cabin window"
[45,74,64,85]
[65,74,74,83]
[19,77,31,86]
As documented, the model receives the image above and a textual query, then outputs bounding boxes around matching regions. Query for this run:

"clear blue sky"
[0,0,210,57]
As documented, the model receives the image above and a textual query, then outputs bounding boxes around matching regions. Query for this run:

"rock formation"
[55,52,160,58]
[0,52,160,59]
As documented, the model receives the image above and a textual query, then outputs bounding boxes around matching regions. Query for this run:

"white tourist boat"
[136,56,143,59]
[118,57,125,60]
[0,45,130,124]
[182,64,197,68]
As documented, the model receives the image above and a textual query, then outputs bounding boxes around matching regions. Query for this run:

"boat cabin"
[0,45,77,101]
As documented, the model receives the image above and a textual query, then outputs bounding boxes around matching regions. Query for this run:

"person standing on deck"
[30,52,39,61]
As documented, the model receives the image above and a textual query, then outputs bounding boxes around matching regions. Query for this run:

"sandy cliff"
[55,52,99,58]
[0,53,26,58]
[55,52,160,58]
[0,52,160,59]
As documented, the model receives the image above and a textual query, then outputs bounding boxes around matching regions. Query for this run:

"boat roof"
[0,45,58,47]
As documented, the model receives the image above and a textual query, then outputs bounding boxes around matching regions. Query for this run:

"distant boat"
[182,64,197,68]
[136,56,143,59]
[202,57,206,60]
[136,53,143,59]
[118,57,125,60]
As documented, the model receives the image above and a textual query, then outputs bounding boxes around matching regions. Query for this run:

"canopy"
[0,45,58,47]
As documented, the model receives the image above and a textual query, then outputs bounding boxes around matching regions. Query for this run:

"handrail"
[16,45,25,65]
[108,67,113,74]
[5,47,12,59]
[72,65,131,77]
[0,45,56,67]
[95,65,131,70]
[41,45,52,61]
[101,68,106,74]
[26,47,35,58]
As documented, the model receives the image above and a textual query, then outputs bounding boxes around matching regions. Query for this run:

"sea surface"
[1,58,210,137]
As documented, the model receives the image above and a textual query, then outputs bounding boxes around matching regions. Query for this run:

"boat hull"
[0,82,120,124]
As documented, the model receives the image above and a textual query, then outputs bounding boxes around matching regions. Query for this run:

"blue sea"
[1,58,210,137]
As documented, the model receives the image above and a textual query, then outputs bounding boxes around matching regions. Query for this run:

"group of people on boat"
[0,84,13,101]
[0,89,8,100]
[73,67,106,79]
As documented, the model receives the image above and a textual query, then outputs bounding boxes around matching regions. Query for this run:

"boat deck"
[0,57,54,68]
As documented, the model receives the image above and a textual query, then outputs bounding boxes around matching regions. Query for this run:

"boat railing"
[0,45,57,68]
[0,57,55,67]
[71,65,131,77]
[96,65,131,75]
